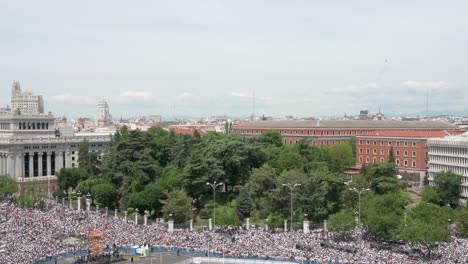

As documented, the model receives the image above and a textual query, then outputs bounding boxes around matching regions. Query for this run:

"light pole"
[282,183,301,232]
[349,187,370,228]
[206,181,223,229]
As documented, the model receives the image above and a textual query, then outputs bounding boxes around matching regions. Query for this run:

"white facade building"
[427,132,468,203]
[1,81,111,194]
[10,80,44,115]
[96,100,112,127]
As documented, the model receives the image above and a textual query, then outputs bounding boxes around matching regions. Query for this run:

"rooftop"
[234,120,455,129]
[358,130,464,138]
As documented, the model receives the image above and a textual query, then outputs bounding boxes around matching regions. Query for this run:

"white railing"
[190,257,297,264]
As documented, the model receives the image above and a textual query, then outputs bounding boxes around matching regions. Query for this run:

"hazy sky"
[1,1,467,119]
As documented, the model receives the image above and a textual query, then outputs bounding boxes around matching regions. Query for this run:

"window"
[366,140,370,145]
[373,141,377,145]
[388,142,392,146]
[359,140,363,144]
[380,158,384,162]
[396,159,400,165]
[373,149,377,154]
[404,151,408,157]
[381,149,384,155]
[373,157,377,163]
[404,160,408,167]
[359,156,363,162]
[359,148,363,154]
[412,160,416,167]
[366,149,370,154]
[412,142,416,147]
[366,157,370,163]
[381,141,384,146]
[396,142,400,147]
[396,150,400,156]
[412,151,416,157]
[72,157,75,161]
[404,142,408,147]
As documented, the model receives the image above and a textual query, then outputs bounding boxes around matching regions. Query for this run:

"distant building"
[233,120,459,147]
[356,130,463,187]
[427,132,468,203]
[96,100,112,127]
[148,115,162,123]
[0,82,111,194]
[10,80,44,115]
[359,110,369,120]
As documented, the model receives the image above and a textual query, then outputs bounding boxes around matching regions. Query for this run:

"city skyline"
[1,1,468,119]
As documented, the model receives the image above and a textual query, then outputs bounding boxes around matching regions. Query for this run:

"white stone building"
[427,132,468,203]
[10,80,44,115]
[0,82,111,194]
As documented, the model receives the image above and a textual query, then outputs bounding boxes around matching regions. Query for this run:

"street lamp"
[282,183,301,232]
[206,181,223,229]
[349,187,370,228]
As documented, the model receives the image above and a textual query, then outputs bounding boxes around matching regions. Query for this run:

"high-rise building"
[10,80,44,115]
[96,100,111,127]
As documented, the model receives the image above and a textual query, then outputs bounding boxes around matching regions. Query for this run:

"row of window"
[359,156,417,167]
[430,146,468,156]
[283,139,347,145]
[237,129,372,136]
[24,145,57,150]
[358,148,417,157]
[17,122,50,130]
[359,140,418,147]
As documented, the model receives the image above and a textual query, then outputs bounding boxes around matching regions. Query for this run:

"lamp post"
[282,183,301,232]
[349,187,370,228]
[206,181,223,229]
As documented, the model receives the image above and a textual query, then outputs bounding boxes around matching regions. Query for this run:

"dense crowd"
[0,199,467,264]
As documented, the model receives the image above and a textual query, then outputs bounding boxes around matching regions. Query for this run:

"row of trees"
[50,126,467,252]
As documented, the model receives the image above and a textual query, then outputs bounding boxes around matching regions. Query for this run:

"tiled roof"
[171,128,205,136]
[357,130,464,138]
[234,120,455,129]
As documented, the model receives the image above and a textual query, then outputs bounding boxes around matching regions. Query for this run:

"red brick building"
[233,120,459,147]
[356,130,464,187]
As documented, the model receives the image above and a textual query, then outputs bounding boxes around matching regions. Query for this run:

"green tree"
[216,206,240,226]
[388,146,395,163]
[75,177,106,195]
[18,194,33,208]
[236,186,253,220]
[366,163,399,195]
[258,129,282,147]
[362,191,410,240]
[402,202,452,256]
[249,164,277,200]
[328,143,355,172]
[78,139,100,175]
[456,206,468,237]
[160,189,192,223]
[421,185,441,205]
[434,171,461,207]
[56,168,89,193]
[328,209,356,234]
[0,175,17,197]
[91,183,118,208]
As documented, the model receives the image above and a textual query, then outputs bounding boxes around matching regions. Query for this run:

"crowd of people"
[0,198,467,264]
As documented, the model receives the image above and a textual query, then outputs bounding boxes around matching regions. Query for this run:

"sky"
[1,0,468,119]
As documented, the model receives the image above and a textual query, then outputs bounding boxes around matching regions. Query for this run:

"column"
[246,218,250,230]
[115,209,118,218]
[124,211,128,222]
[86,197,91,211]
[303,220,310,234]
[168,219,174,233]
[29,153,34,177]
[55,152,63,173]
[189,219,193,231]
[208,218,212,230]
[46,152,51,176]
[134,212,138,225]
[323,220,328,232]
[65,151,72,168]
[284,219,288,232]
[38,153,43,177]
[77,196,81,211]
[7,153,15,177]
[1,154,5,175]
[144,211,148,225]
[15,153,22,178]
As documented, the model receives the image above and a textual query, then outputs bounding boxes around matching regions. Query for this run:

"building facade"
[233,120,459,147]
[355,131,463,187]
[10,80,44,115]
[427,133,468,202]
[1,82,111,194]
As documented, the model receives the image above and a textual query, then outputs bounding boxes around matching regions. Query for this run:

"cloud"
[230,91,272,101]
[231,92,248,97]
[117,91,154,102]
[52,93,95,105]
[402,80,449,90]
